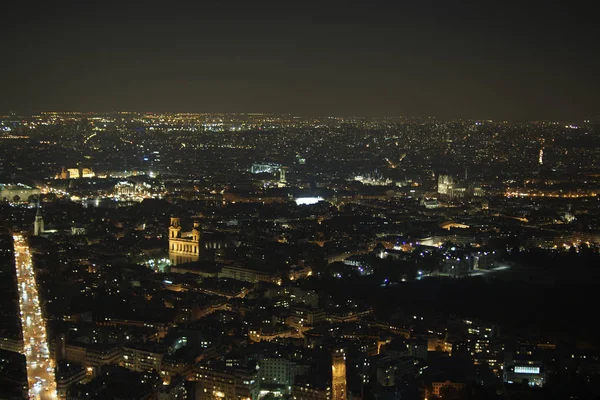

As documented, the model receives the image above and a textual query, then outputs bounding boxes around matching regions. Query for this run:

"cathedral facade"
[168,217,200,266]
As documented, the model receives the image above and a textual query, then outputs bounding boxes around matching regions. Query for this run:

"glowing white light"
[295,197,323,205]
[515,366,540,374]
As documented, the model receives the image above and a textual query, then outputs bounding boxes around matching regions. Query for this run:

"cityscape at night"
[1,1,599,400]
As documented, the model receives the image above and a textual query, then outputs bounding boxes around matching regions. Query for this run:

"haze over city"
[1,1,598,120]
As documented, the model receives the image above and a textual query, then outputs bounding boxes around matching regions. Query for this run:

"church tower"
[168,217,200,266]
[169,217,181,239]
[192,220,201,242]
[34,200,44,236]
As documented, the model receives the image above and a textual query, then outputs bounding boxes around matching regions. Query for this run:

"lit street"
[13,233,57,399]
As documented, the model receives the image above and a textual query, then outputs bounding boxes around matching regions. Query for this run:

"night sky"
[1,1,598,120]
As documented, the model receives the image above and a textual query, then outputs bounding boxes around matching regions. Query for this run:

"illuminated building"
[0,336,23,353]
[481,200,489,210]
[439,221,470,230]
[168,217,201,266]
[437,174,482,200]
[0,183,40,202]
[34,201,44,236]
[425,336,453,353]
[331,348,346,400]
[57,167,94,179]
[122,344,164,372]
[503,363,545,387]
[292,384,331,400]
[115,181,136,196]
[71,224,86,235]
[354,173,392,186]
[52,339,122,369]
[157,378,188,400]
[251,162,280,174]
[248,326,296,342]
[425,381,466,399]
[264,287,319,308]
[57,166,68,179]
[67,168,80,179]
[258,357,296,396]
[160,357,194,384]
[279,166,288,187]
[219,265,278,284]
[285,306,326,328]
[287,265,313,281]
[437,175,454,196]
[503,344,546,387]
[562,204,576,223]
[194,365,257,400]
[123,347,164,372]
[420,198,440,209]
[456,320,504,375]
[81,168,94,178]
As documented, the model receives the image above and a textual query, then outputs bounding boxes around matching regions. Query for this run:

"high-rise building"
[331,348,346,400]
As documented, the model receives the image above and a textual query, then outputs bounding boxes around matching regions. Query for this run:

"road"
[13,233,57,399]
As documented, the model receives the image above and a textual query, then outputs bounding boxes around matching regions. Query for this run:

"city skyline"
[1,108,599,400]
[1,2,599,399]
[0,110,596,125]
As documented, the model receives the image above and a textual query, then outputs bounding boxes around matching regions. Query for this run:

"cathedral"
[168,217,200,266]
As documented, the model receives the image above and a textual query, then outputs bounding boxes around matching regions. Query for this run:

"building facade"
[168,217,201,266]
[331,348,347,400]
[122,345,164,372]
[258,357,296,395]
[195,365,258,400]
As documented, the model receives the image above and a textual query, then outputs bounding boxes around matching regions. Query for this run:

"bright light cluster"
[295,197,324,205]
[13,233,57,399]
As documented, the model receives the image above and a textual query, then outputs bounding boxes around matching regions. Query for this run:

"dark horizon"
[1,1,598,121]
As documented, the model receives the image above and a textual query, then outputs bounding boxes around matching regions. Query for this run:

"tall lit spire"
[34,196,44,236]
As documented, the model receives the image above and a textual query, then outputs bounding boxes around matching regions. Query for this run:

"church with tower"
[34,200,44,236]
[168,217,200,265]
